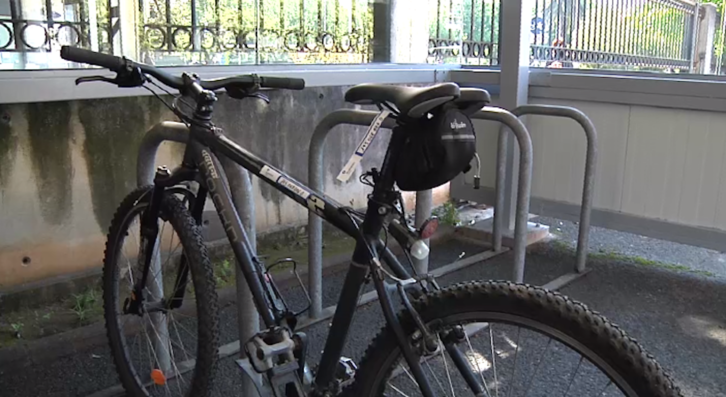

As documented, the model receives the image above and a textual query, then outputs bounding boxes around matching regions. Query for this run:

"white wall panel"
[526,99,630,212]
[525,97,726,234]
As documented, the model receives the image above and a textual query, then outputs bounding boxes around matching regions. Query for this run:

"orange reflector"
[151,369,166,385]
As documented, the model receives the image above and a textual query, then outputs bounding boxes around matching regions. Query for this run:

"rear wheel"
[347,281,681,397]
[103,186,219,397]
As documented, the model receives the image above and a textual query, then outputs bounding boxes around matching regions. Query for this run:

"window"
[427,0,500,66]
[0,0,502,70]
[529,0,726,75]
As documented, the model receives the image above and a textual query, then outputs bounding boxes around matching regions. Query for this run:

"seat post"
[374,126,406,198]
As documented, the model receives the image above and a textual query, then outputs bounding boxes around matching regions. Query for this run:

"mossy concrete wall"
[0,86,406,292]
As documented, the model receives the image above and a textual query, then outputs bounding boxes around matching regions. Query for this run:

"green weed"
[549,239,715,278]
[10,322,23,338]
[215,259,235,287]
[435,201,460,227]
[71,289,100,324]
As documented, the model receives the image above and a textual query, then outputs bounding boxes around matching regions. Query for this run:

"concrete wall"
[0,86,395,292]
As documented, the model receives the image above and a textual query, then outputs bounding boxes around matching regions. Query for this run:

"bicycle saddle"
[455,88,491,115]
[345,83,461,118]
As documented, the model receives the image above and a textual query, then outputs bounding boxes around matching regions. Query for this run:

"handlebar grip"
[259,76,306,90]
[60,46,126,71]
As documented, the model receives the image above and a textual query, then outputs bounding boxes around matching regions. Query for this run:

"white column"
[118,0,138,58]
[390,0,431,63]
[496,0,532,230]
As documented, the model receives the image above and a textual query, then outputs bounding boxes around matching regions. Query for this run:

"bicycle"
[60,46,682,397]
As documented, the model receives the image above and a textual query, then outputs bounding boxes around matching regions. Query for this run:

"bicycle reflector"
[151,369,166,386]
[419,218,439,239]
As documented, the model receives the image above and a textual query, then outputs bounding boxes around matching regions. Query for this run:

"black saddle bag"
[394,105,476,191]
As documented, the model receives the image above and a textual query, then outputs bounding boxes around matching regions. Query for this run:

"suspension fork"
[168,186,208,309]
[129,167,170,313]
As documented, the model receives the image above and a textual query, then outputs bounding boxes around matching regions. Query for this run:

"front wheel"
[347,281,681,397]
[103,186,219,397]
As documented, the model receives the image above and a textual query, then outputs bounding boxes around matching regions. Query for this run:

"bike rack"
[125,104,595,391]
[306,107,534,318]
[136,121,260,394]
[470,107,534,283]
[511,104,598,284]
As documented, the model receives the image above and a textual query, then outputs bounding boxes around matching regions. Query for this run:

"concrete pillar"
[87,0,99,51]
[390,0,430,63]
[695,3,718,74]
[118,0,138,58]
[372,0,392,62]
[496,0,532,231]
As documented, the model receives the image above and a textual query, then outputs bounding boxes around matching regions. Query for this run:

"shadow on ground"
[1,235,725,396]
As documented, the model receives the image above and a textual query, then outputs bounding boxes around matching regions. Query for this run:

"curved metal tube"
[512,105,598,274]
[472,107,533,282]
[136,121,190,186]
[136,121,260,393]
[308,109,397,318]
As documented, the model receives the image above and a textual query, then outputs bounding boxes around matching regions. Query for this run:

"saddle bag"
[394,105,476,191]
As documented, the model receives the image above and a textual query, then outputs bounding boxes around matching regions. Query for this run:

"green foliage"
[71,289,101,324]
[435,201,460,227]
[215,259,235,287]
[10,322,23,338]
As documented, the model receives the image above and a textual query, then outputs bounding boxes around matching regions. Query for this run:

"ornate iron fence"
[428,0,501,66]
[530,0,699,71]
[0,0,110,54]
[140,0,372,64]
[0,0,372,66]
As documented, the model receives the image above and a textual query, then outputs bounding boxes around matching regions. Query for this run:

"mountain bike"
[60,46,682,397]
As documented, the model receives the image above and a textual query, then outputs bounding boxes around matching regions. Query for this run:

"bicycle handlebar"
[60,46,306,92]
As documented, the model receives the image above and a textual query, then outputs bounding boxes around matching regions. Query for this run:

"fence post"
[696,3,718,74]
[371,0,392,62]
[689,2,702,73]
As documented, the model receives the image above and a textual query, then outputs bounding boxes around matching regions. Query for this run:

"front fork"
[127,166,205,314]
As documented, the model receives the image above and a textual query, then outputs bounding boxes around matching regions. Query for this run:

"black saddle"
[345,83,490,117]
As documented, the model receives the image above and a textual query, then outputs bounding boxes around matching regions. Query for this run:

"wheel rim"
[109,200,201,396]
[373,311,638,397]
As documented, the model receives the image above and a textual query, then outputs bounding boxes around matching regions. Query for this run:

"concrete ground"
[1,219,725,396]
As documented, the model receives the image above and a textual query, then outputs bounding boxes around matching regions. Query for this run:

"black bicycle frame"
[150,87,436,396]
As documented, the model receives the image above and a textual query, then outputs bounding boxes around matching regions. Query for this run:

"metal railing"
[428,0,501,66]
[530,0,699,71]
[0,0,373,66]
[139,0,373,64]
[0,0,107,54]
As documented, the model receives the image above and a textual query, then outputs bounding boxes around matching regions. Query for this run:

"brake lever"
[75,65,147,88]
[248,92,270,103]
[75,75,118,85]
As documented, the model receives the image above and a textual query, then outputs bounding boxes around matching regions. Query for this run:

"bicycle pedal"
[335,357,357,389]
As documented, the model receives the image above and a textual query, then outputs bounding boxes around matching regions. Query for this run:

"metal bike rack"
[307,107,534,317]
[136,121,260,394]
[471,107,534,283]
[512,104,598,278]
[307,109,398,319]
